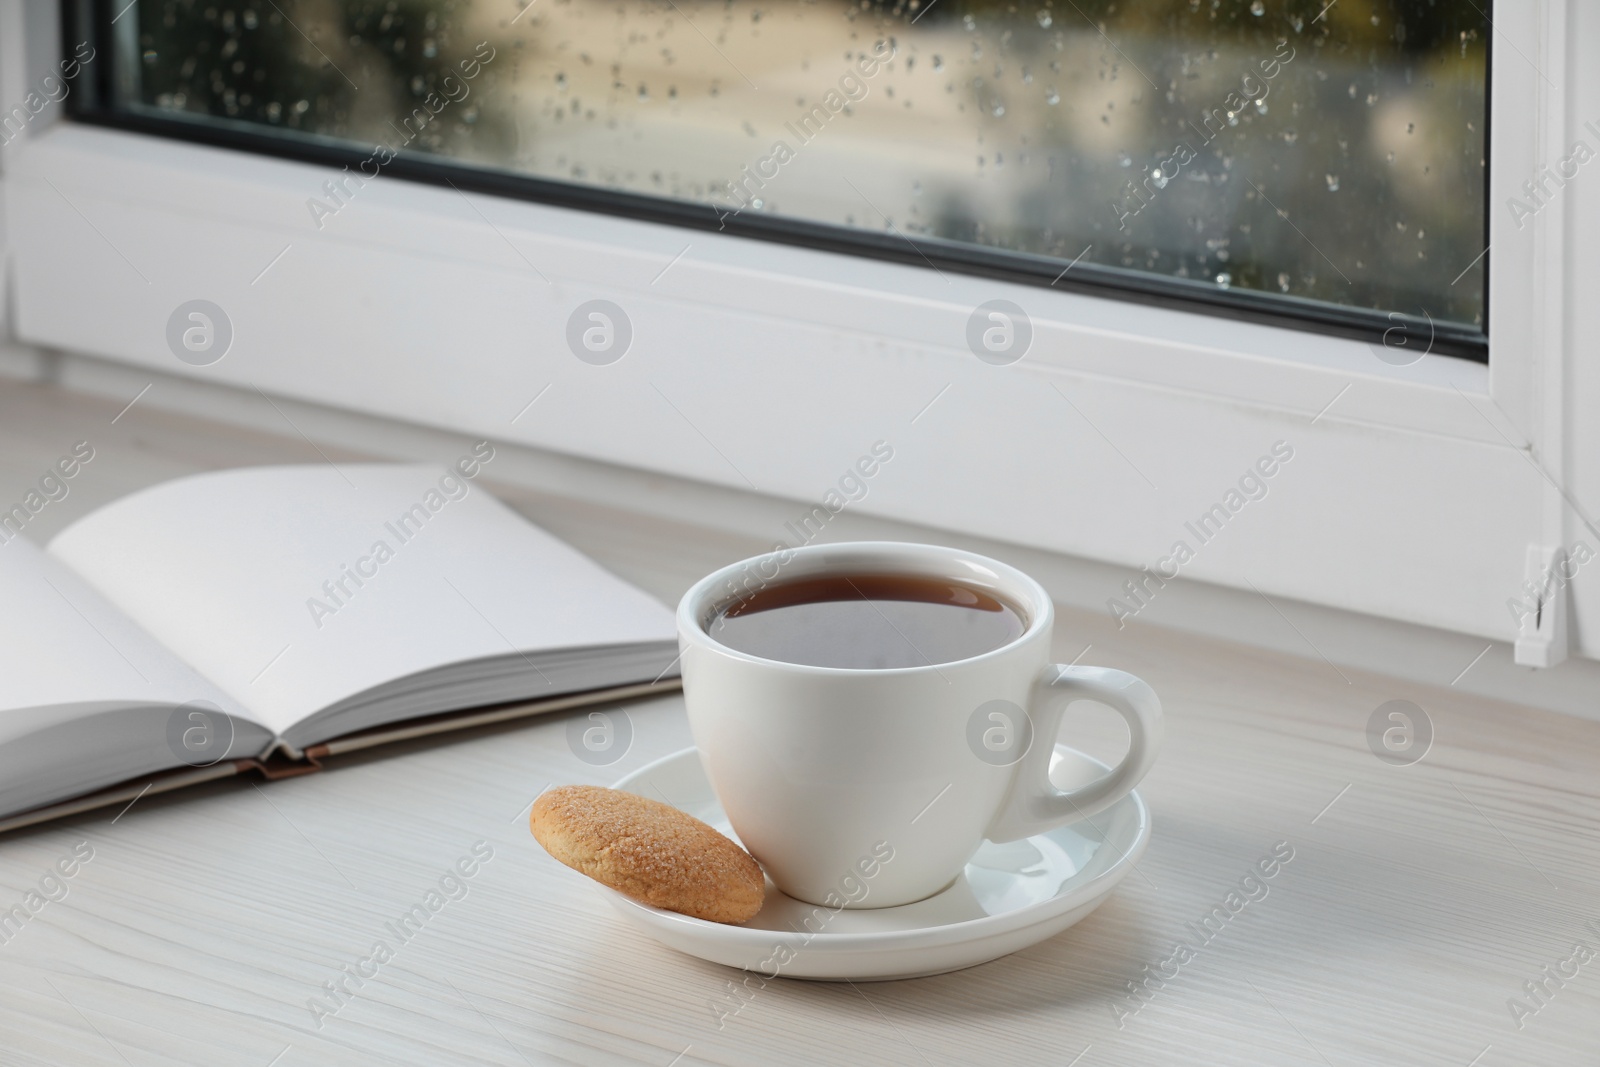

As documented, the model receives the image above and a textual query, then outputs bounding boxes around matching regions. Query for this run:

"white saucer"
[605,745,1150,981]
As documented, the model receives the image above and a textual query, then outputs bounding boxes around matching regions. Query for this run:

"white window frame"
[2,0,1594,660]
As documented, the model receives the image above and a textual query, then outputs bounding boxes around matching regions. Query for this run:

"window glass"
[116,0,1489,334]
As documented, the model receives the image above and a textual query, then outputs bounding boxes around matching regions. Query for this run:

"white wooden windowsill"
[0,377,1595,1067]
[6,353,1597,719]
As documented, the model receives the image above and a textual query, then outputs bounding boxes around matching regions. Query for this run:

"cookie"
[530,785,765,924]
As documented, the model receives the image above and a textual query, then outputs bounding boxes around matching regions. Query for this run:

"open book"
[0,460,680,831]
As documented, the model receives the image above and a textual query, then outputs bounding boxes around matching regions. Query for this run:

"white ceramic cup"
[678,541,1163,909]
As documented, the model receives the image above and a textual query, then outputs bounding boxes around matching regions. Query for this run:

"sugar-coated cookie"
[530,785,765,924]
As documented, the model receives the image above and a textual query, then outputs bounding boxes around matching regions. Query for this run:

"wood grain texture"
[0,379,1596,1066]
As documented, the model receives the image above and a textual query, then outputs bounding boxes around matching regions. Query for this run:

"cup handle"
[986,664,1164,843]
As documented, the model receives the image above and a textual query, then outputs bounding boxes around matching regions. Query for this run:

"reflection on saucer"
[604,745,1150,981]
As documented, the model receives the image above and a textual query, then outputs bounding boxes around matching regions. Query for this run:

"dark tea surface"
[709,574,1026,669]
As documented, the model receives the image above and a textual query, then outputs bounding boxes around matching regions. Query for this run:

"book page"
[48,463,678,737]
[0,536,252,722]
[0,537,266,817]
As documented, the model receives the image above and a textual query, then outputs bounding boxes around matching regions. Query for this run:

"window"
[82,0,1488,358]
[12,0,1584,657]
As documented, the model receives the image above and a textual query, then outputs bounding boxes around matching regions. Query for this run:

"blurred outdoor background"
[120,0,1490,328]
